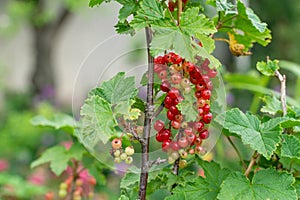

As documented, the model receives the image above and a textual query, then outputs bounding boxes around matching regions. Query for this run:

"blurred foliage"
[251,0,300,64]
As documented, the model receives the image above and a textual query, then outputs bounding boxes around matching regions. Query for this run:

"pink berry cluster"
[111,138,135,164]
[153,52,217,166]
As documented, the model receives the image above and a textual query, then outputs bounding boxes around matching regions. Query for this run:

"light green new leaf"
[220,108,282,159]
[260,95,281,115]
[281,134,300,159]
[118,195,130,200]
[218,168,297,200]
[31,113,76,133]
[177,91,198,122]
[100,72,138,104]
[256,59,280,76]
[181,7,217,36]
[80,95,117,145]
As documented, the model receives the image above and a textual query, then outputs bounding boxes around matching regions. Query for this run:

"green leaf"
[114,21,135,36]
[218,168,297,200]
[260,95,282,115]
[294,180,300,198]
[281,134,300,159]
[119,195,130,200]
[117,0,139,22]
[31,145,84,176]
[80,95,118,146]
[89,0,107,7]
[150,27,195,61]
[181,7,217,36]
[256,59,280,76]
[100,72,138,104]
[166,158,230,200]
[177,91,198,122]
[243,3,267,33]
[207,0,237,14]
[195,33,215,54]
[130,0,164,30]
[31,113,76,133]
[120,172,140,190]
[217,108,282,159]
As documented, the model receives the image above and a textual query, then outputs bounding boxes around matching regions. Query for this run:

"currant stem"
[138,27,154,200]
[151,101,165,121]
[244,151,260,177]
[275,70,287,116]
[226,136,247,171]
[177,0,182,26]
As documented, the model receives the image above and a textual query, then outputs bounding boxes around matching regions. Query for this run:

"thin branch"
[138,27,154,200]
[123,121,145,144]
[151,102,165,121]
[275,70,287,116]
[147,158,167,169]
[177,0,183,26]
[226,136,247,171]
[244,151,260,177]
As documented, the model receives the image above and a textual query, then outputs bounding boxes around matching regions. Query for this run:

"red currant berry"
[202,112,212,124]
[169,106,179,115]
[207,68,217,78]
[154,56,166,64]
[171,142,181,151]
[203,104,210,113]
[187,133,196,144]
[171,120,181,129]
[195,91,202,99]
[196,83,205,91]
[195,137,202,146]
[171,73,182,84]
[160,81,170,92]
[154,64,163,73]
[199,130,209,139]
[198,98,206,107]
[158,70,168,80]
[189,148,195,155]
[184,127,193,136]
[194,121,204,132]
[167,110,175,120]
[182,61,195,72]
[178,137,189,148]
[161,129,172,141]
[162,140,171,152]
[201,89,211,100]
[180,78,191,88]
[112,138,122,149]
[168,88,180,99]
[197,107,204,116]
[168,1,175,12]
[174,114,183,122]
[171,53,182,64]
[195,145,206,155]
[164,96,173,107]
[154,120,164,132]
[201,59,210,71]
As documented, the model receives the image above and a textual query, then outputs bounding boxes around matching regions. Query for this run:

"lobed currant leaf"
[116,0,139,22]
[218,169,297,200]
[217,108,281,159]
[89,0,108,7]
[260,95,282,115]
[80,95,118,145]
[206,0,237,15]
[256,59,280,76]
[31,113,76,134]
[281,134,300,159]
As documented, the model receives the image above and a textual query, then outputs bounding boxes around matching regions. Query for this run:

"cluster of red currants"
[153,52,217,166]
[111,138,135,164]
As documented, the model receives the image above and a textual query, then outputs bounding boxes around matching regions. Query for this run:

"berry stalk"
[138,27,154,200]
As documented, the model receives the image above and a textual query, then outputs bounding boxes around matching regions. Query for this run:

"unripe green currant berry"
[88,192,94,199]
[178,149,185,154]
[58,189,67,198]
[114,149,121,157]
[75,179,83,187]
[125,156,133,164]
[73,196,82,200]
[168,156,175,164]
[179,159,187,168]
[170,151,180,160]
[59,182,67,190]
[114,157,122,163]
[125,146,135,156]
[120,153,128,160]
[180,151,188,159]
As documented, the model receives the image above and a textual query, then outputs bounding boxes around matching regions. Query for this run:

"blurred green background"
[0,0,300,199]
